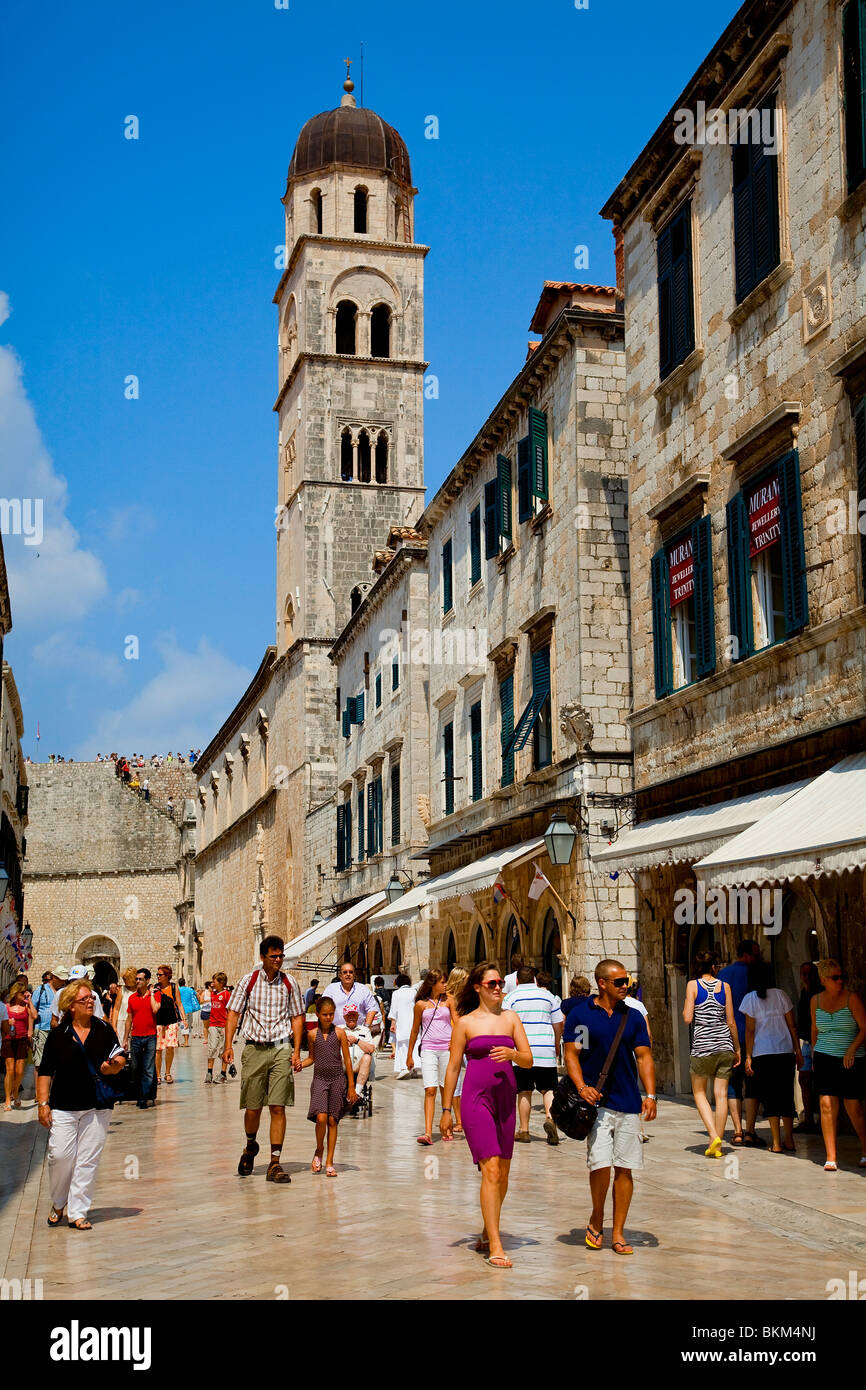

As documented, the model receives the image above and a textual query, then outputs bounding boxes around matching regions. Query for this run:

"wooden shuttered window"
[343,801,352,870]
[843,0,866,193]
[732,94,780,303]
[375,776,383,854]
[726,491,754,664]
[499,673,515,788]
[442,538,453,614]
[353,692,365,724]
[497,455,513,546]
[650,548,673,698]
[484,480,498,559]
[390,762,401,846]
[529,407,549,503]
[856,396,866,590]
[342,703,351,738]
[336,803,345,871]
[517,436,532,523]
[503,646,551,760]
[375,672,382,708]
[692,515,716,680]
[469,506,482,585]
[777,450,809,633]
[443,722,455,816]
[392,654,399,690]
[657,201,695,381]
[470,701,483,803]
[357,786,365,862]
[366,781,374,857]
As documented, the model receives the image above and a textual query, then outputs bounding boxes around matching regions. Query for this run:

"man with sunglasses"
[223,935,304,1184]
[563,959,656,1257]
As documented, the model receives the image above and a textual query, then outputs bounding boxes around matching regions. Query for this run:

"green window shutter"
[658,203,694,378]
[843,0,866,192]
[357,787,365,862]
[484,480,498,559]
[732,139,754,302]
[376,776,383,854]
[855,396,866,587]
[691,515,716,679]
[725,493,754,662]
[500,674,514,788]
[336,803,345,871]
[778,450,809,633]
[531,645,551,696]
[442,538,453,614]
[650,547,673,697]
[366,782,374,856]
[529,407,549,503]
[469,506,482,585]
[354,692,365,724]
[497,455,513,545]
[734,97,780,301]
[444,722,454,816]
[390,763,401,846]
[657,220,674,380]
[375,672,382,708]
[392,655,399,690]
[517,436,532,522]
[470,701,483,803]
[504,651,551,759]
[342,704,351,738]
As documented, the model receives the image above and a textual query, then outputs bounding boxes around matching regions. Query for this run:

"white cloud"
[31,632,126,687]
[71,634,253,759]
[0,293,10,330]
[0,322,108,628]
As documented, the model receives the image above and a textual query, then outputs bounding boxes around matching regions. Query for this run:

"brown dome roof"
[288,105,411,185]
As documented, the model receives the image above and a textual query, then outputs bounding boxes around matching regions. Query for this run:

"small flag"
[528,863,552,901]
[608,871,620,881]
[492,879,507,905]
[458,893,475,912]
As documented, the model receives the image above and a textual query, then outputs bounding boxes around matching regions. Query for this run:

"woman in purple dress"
[440,962,532,1269]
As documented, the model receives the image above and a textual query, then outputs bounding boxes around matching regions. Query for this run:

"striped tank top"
[691,978,734,1057]
[815,997,866,1059]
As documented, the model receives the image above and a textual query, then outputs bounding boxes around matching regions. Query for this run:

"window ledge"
[835,175,866,224]
[441,607,455,627]
[491,784,516,800]
[468,578,483,599]
[496,543,516,573]
[654,346,705,402]
[530,502,553,534]
[525,765,558,785]
[728,259,794,330]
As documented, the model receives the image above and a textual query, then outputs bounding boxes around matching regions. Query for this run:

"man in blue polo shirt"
[563,959,656,1257]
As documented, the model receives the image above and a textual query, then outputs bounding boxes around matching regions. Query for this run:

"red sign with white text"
[748,475,781,558]
[668,535,694,608]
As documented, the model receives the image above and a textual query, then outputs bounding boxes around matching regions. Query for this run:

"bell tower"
[272,71,427,934]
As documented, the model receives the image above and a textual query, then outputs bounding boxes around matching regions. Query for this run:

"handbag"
[551,1011,629,1141]
[155,983,180,1026]
[71,1027,125,1107]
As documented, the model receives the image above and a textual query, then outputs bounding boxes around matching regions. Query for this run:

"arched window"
[446,930,457,975]
[340,428,353,481]
[343,944,352,964]
[311,189,323,234]
[390,936,401,973]
[335,300,357,355]
[474,925,486,965]
[505,916,521,971]
[375,431,388,484]
[542,907,561,982]
[370,303,391,358]
[357,429,371,483]
[356,941,368,981]
[350,586,362,615]
[373,939,384,977]
[354,187,368,233]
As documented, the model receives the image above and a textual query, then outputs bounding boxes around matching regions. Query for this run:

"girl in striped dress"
[682,951,740,1157]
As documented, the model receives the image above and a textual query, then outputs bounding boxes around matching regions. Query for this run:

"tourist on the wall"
[440,962,531,1269]
[2,980,36,1110]
[682,951,739,1157]
[123,969,159,1108]
[741,961,801,1154]
[153,965,186,1085]
[37,978,126,1229]
[811,958,866,1172]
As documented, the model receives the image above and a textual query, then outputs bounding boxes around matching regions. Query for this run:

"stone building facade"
[368,285,636,991]
[1,661,28,992]
[195,76,428,982]
[599,0,866,1088]
[25,762,196,984]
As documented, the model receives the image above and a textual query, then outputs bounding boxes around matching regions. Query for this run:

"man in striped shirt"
[504,966,564,1145]
[223,936,305,1184]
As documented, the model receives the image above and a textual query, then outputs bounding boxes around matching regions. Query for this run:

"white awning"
[590,781,808,872]
[695,754,866,889]
[367,836,546,931]
[284,890,387,964]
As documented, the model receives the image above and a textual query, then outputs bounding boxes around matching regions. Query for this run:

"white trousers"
[393,1037,411,1073]
[48,1108,111,1222]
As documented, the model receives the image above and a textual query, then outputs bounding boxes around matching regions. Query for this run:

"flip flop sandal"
[326,1166,338,1178]
[266,1162,291,1183]
[165,1076,174,1084]
[485,1254,512,1268]
[453,1126,465,1136]
[68,1218,92,1230]
[238,1140,259,1176]
[47,1206,65,1228]
[612,1241,634,1256]
[585,1225,603,1250]
[416,1134,433,1145]
[311,1155,323,1173]
[442,1132,453,1142]
[732,1135,744,1145]
[824,1161,838,1171]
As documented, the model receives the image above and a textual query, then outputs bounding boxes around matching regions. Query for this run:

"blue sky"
[0,0,739,759]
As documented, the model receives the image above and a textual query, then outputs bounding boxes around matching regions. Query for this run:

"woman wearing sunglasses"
[811,959,866,1171]
[440,961,532,1270]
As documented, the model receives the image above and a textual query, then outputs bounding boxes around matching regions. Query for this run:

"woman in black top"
[36,980,126,1229]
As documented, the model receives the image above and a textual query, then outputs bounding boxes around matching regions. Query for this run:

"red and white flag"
[528,863,552,901]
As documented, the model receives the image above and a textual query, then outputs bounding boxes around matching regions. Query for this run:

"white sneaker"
[395,1069,410,1080]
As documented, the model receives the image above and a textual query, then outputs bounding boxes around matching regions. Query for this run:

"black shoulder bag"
[550,1011,629,1141]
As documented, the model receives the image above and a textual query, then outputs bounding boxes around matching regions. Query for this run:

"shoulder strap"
[245,970,260,998]
[596,1011,629,1094]
[280,972,291,993]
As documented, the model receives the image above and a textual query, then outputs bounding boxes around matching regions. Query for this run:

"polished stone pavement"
[2,1044,866,1301]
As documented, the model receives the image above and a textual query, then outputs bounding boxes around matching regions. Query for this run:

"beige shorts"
[586,1107,644,1172]
[156,1024,179,1051]
[207,1025,225,1060]
[239,1042,295,1110]
[690,1050,735,1080]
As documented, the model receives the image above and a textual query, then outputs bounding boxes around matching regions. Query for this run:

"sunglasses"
[609,977,629,989]
[483,980,505,990]
[267,952,285,959]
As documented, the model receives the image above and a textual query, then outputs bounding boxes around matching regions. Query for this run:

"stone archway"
[75,934,121,975]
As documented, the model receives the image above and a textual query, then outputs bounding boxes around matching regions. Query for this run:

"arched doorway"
[356,940,368,982]
[76,934,120,976]
[343,944,352,964]
[541,908,561,981]
[771,889,819,1006]
[474,925,486,964]
[373,939,384,978]
[446,930,457,975]
[390,936,401,973]
[504,915,521,972]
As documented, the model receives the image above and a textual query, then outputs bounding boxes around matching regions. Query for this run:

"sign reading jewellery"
[668,535,694,608]
[748,474,781,557]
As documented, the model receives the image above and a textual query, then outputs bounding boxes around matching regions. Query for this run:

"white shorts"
[421,1049,449,1088]
[586,1107,644,1172]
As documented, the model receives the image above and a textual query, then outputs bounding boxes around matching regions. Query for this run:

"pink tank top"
[419,1000,453,1052]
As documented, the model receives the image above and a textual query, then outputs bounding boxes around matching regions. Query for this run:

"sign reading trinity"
[748,474,781,557]
[668,534,694,607]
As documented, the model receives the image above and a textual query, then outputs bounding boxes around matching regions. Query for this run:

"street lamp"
[385,872,405,905]
[544,813,579,866]
[21,922,32,952]
[311,907,325,930]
